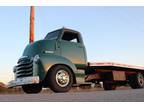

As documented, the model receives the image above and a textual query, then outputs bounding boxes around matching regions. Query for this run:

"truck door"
[59,31,86,69]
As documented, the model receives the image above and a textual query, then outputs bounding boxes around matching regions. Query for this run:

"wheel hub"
[138,73,144,86]
[56,70,70,87]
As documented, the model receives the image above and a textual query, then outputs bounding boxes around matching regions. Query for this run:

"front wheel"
[48,65,73,93]
[22,84,42,94]
[128,73,144,89]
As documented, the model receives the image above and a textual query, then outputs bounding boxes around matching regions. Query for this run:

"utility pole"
[29,6,35,43]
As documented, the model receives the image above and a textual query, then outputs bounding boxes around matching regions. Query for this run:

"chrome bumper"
[8,76,40,88]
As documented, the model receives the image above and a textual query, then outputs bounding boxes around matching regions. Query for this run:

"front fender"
[38,53,77,80]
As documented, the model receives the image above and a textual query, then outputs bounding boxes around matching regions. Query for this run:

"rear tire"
[22,84,42,94]
[48,65,73,93]
[128,73,144,89]
[103,81,116,90]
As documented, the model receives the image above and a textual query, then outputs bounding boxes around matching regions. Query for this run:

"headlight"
[33,55,40,63]
[13,66,17,73]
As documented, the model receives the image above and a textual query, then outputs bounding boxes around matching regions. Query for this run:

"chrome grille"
[15,57,33,78]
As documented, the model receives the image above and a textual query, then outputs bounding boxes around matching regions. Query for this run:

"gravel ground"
[0,86,144,102]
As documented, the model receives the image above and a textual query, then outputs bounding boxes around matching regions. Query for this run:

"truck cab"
[8,28,88,93]
[44,28,87,69]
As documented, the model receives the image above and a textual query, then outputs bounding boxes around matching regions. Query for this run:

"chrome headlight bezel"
[13,66,17,73]
[33,55,40,63]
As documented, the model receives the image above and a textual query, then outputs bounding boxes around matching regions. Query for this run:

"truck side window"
[62,31,80,43]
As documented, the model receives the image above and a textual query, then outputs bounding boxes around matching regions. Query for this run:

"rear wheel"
[128,73,144,89]
[48,65,73,93]
[22,83,42,94]
[103,81,116,90]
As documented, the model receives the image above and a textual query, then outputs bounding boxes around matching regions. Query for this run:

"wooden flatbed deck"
[89,62,144,72]
[85,62,144,83]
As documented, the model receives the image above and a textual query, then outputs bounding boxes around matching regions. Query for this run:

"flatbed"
[89,62,144,72]
[85,62,144,90]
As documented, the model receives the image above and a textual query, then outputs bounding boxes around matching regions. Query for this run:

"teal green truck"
[8,28,144,93]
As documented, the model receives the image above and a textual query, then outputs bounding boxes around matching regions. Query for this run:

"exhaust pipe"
[29,6,35,43]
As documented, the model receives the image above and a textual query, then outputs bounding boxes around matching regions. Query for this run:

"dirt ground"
[0,83,131,94]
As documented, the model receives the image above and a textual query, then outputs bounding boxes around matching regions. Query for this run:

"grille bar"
[15,57,33,78]
[16,63,33,71]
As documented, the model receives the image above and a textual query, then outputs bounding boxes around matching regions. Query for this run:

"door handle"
[56,42,60,49]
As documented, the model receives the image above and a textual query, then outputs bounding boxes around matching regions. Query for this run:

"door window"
[62,32,80,43]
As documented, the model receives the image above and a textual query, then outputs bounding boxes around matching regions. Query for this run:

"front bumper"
[8,76,40,88]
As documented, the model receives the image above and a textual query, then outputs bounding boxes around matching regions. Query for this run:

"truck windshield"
[45,30,60,40]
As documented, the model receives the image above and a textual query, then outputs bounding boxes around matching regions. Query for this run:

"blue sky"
[0,6,144,83]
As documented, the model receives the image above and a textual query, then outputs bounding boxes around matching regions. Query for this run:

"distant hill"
[0,82,7,93]
[0,82,7,88]
[0,82,24,94]
[0,82,7,92]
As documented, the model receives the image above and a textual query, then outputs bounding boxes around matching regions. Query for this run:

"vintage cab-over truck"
[8,27,144,93]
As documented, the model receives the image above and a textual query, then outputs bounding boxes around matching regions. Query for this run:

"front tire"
[128,73,144,89]
[48,65,73,93]
[22,84,42,94]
